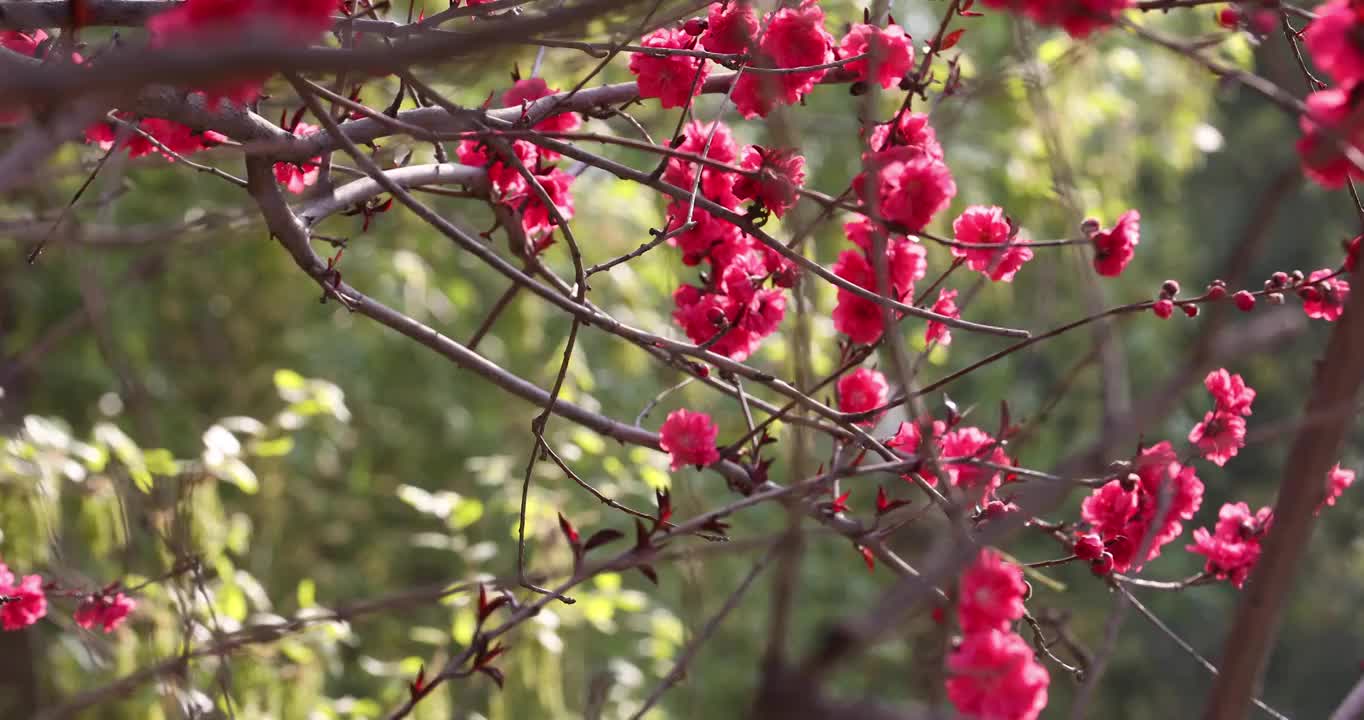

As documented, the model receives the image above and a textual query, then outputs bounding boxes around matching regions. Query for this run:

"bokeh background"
[2,1,1361,717]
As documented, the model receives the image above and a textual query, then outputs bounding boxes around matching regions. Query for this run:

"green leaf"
[447,497,484,530]
[143,449,180,476]
[221,458,259,494]
[249,436,295,458]
[297,578,316,609]
[274,368,307,397]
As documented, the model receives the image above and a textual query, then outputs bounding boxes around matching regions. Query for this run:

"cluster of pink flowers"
[837,367,890,423]
[0,30,52,124]
[84,116,228,161]
[1300,268,1351,322]
[1299,1,1364,187]
[74,590,137,633]
[1322,463,1356,512]
[1187,502,1273,588]
[1087,210,1141,277]
[458,78,581,251]
[0,563,47,631]
[853,115,956,233]
[632,3,914,119]
[1080,441,1204,573]
[1188,369,1254,467]
[980,0,1131,37]
[1,28,229,161]
[0,562,139,633]
[664,121,799,360]
[1185,463,1354,589]
[831,218,927,344]
[885,416,1017,508]
[274,121,322,195]
[658,408,721,470]
[947,549,1049,720]
[147,0,339,107]
[951,205,1034,282]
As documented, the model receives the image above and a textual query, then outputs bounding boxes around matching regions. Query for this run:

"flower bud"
[1267,292,1285,305]
[1152,299,1174,319]
[1206,284,1227,300]
[1160,279,1180,298]
[1234,290,1256,311]
[1182,304,1200,317]
[1217,6,1240,28]
[1074,533,1104,560]
[683,17,707,35]
[1080,218,1101,235]
[1090,552,1115,576]
[1270,271,1288,288]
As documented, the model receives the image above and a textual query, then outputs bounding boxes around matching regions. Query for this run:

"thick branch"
[1203,269,1364,719]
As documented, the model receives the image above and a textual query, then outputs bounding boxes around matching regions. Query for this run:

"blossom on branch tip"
[1187,502,1272,588]
[274,122,321,194]
[951,205,1033,282]
[868,112,945,158]
[983,0,1131,38]
[85,116,228,161]
[1080,441,1203,572]
[658,409,720,470]
[839,23,914,90]
[74,592,136,633]
[1301,268,1350,321]
[0,564,46,631]
[1090,209,1140,277]
[1188,411,1246,467]
[0,31,48,123]
[629,28,708,109]
[855,150,957,233]
[830,221,927,345]
[926,288,961,347]
[700,2,759,55]
[1320,464,1355,513]
[502,78,581,135]
[1297,85,1364,189]
[946,629,1050,720]
[734,146,806,217]
[1205,369,1255,417]
[837,368,889,424]
[937,425,1012,504]
[147,0,338,106]
[1303,0,1364,86]
[958,549,1027,633]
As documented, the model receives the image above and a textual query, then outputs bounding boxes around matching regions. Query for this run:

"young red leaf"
[557,512,580,546]
[480,643,507,666]
[583,528,625,552]
[830,490,851,515]
[858,545,875,571]
[655,488,673,527]
[876,485,889,513]
[638,564,659,585]
[478,665,505,689]
[409,664,427,700]
[939,29,966,50]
